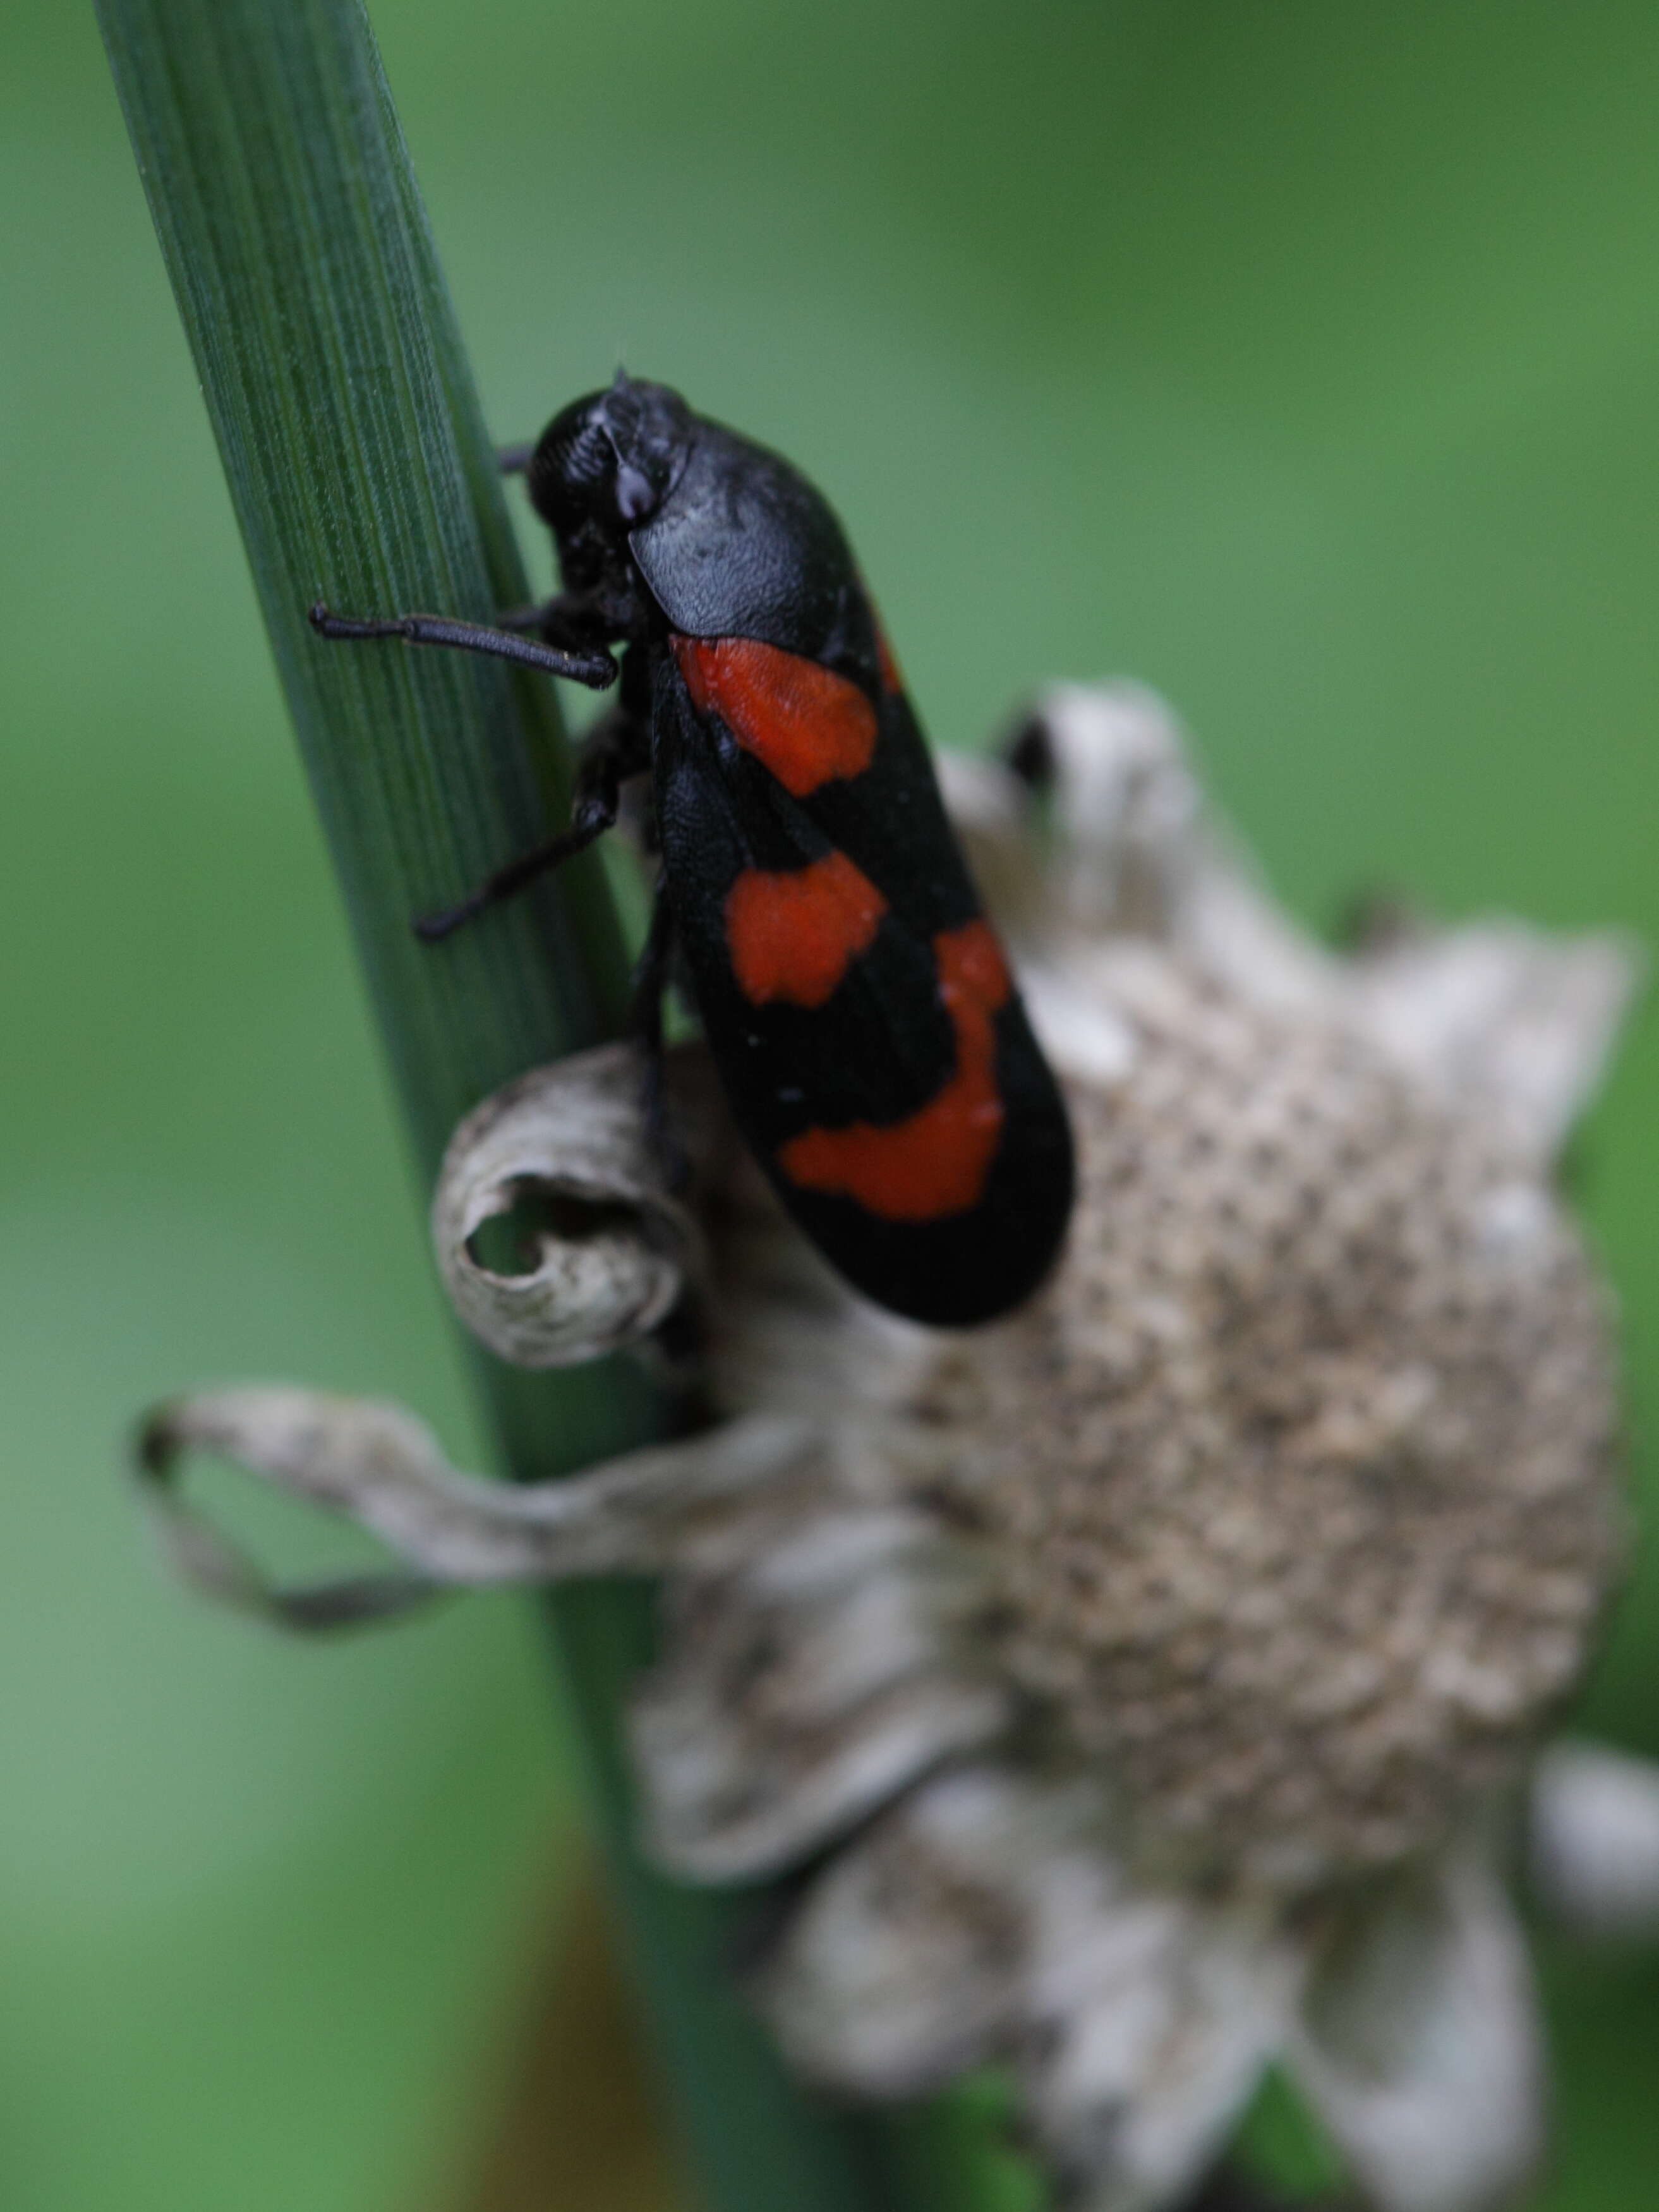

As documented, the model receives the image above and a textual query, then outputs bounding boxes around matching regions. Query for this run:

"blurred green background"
[4,3,1659,2208]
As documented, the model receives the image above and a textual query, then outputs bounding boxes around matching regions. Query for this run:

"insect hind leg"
[413,704,650,942]
[632,876,691,1189]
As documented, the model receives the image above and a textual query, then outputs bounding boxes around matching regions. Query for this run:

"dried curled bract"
[138,684,1650,2212]
[433,1046,706,1365]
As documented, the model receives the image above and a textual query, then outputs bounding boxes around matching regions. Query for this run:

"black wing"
[650,645,1073,1326]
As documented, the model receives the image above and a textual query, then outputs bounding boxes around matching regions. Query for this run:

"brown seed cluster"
[873,950,1622,1887]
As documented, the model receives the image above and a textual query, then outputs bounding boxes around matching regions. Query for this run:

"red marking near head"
[726,852,888,1009]
[778,919,1013,1223]
[673,635,877,798]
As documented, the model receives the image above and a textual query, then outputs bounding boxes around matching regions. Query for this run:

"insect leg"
[496,441,536,475]
[490,588,639,646]
[631,876,690,1187]
[632,874,677,1053]
[412,706,650,943]
[309,601,616,689]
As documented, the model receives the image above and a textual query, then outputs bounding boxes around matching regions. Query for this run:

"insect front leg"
[308,599,617,689]
[490,588,642,650]
[413,704,651,943]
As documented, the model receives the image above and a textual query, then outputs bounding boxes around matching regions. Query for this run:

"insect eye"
[1004,712,1056,796]
[615,464,657,524]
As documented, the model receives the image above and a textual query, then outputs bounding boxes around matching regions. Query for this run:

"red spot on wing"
[673,635,877,797]
[726,853,888,1009]
[778,919,1013,1222]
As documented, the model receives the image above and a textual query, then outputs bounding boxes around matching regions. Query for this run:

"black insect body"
[311,377,1074,1326]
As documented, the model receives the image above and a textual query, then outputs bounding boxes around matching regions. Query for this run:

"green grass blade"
[93,0,982,2204]
[98,0,622,1161]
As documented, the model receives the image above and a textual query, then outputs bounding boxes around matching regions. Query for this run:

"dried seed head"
[128,676,1644,2212]
[715,946,1624,1889]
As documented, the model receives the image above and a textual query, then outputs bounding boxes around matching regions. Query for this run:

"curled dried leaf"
[1529,1739,1659,1938]
[1344,909,1643,1162]
[136,1387,452,1627]
[1289,1846,1543,2212]
[432,1044,704,1367]
[134,1385,816,1628]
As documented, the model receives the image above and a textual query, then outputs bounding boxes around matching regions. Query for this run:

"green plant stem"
[94,2,1003,2206]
